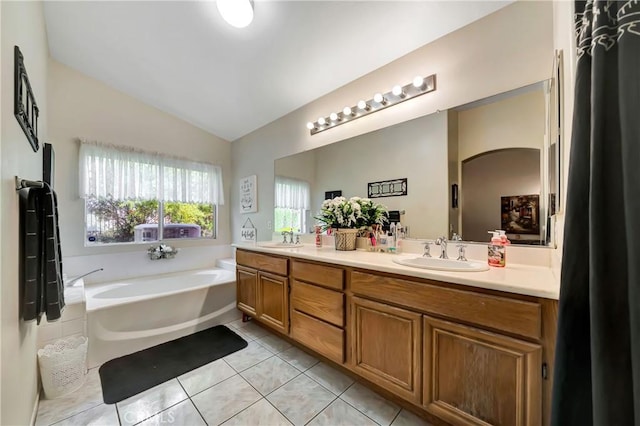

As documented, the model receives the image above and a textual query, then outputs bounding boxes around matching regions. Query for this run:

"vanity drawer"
[291,260,344,290]
[351,271,542,340]
[291,309,344,364]
[236,250,288,276]
[291,280,344,327]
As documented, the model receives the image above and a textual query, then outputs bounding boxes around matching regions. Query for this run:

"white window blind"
[79,141,224,204]
[274,176,310,210]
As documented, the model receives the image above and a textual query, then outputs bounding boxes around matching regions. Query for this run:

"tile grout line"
[335,382,391,426]
[175,378,209,426]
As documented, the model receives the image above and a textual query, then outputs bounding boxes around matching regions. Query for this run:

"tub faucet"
[435,237,448,259]
[66,268,103,287]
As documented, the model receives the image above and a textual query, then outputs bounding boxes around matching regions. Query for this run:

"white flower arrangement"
[147,244,178,260]
[316,196,387,231]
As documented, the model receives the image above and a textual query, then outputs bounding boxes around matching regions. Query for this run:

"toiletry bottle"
[487,231,506,268]
[315,226,322,248]
[389,223,396,252]
[395,223,403,253]
[497,230,510,264]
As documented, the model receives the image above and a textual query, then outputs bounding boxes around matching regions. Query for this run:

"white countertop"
[233,243,560,300]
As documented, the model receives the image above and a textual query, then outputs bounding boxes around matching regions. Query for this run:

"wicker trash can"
[38,336,88,399]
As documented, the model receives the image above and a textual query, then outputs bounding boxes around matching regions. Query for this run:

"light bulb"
[373,93,386,105]
[413,76,425,89]
[306,122,315,130]
[392,85,405,98]
[357,100,369,110]
[329,112,339,121]
[217,0,254,28]
[318,117,326,126]
[343,106,353,116]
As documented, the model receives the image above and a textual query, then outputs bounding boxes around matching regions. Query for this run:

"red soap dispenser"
[487,231,506,268]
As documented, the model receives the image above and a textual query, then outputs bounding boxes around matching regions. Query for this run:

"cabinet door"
[350,296,422,403]
[257,271,289,334]
[423,316,542,426]
[236,266,258,316]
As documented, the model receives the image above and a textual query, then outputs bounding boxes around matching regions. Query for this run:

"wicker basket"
[334,229,358,251]
[38,336,88,399]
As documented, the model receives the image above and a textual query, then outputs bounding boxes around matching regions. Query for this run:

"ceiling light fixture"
[392,85,406,98]
[306,74,436,135]
[357,100,370,111]
[373,93,386,105]
[217,0,254,29]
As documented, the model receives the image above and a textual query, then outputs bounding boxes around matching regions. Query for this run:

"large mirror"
[274,73,561,246]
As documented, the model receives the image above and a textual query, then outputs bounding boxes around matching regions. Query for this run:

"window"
[80,141,223,245]
[274,176,310,233]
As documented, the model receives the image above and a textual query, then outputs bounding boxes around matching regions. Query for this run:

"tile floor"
[36,319,432,426]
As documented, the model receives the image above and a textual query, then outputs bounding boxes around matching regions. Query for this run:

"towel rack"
[15,176,44,191]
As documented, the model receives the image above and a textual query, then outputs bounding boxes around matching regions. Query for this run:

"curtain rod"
[15,176,44,191]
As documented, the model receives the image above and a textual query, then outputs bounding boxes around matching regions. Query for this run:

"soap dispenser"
[487,231,506,268]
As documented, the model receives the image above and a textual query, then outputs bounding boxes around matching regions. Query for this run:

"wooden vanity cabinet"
[350,296,422,403]
[349,269,551,426]
[290,259,346,363]
[235,249,289,334]
[423,316,542,426]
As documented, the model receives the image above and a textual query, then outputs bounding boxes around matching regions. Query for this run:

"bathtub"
[85,268,240,368]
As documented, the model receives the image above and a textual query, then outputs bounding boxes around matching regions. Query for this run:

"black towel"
[20,183,64,324]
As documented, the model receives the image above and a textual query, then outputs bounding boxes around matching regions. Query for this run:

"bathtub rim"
[85,267,236,313]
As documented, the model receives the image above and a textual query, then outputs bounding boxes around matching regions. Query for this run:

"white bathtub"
[85,268,240,368]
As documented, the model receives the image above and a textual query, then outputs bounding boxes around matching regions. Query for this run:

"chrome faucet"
[456,244,468,261]
[66,268,103,287]
[423,241,433,258]
[451,232,462,242]
[281,231,294,244]
[435,236,448,259]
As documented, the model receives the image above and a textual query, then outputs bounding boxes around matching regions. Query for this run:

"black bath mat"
[98,325,247,404]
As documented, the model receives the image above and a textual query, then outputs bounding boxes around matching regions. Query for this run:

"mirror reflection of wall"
[274,80,558,246]
[452,83,546,245]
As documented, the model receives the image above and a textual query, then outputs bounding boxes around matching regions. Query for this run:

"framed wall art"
[240,175,257,213]
[14,46,40,152]
[368,178,407,198]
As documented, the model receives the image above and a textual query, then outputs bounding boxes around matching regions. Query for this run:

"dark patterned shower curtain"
[551,1,640,425]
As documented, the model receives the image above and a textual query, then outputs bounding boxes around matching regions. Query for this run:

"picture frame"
[14,46,40,152]
[240,175,257,213]
[500,194,540,235]
[325,190,342,200]
[367,178,407,198]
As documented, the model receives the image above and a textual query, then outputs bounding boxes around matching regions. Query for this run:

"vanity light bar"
[307,74,436,135]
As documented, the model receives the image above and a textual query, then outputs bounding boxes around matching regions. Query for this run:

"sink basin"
[392,256,488,272]
[257,242,305,248]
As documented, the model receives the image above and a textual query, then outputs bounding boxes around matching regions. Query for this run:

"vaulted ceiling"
[44,1,512,141]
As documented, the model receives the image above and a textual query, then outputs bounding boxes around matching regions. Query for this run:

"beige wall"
[1,2,49,424]
[231,1,554,242]
[312,112,449,238]
[457,89,546,162]
[461,149,541,242]
[48,60,232,257]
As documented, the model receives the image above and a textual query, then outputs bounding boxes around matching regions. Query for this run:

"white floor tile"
[137,400,206,426]
[391,409,433,426]
[308,398,378,426]
[241,356,301,395]
[267,374,336,426]
[50,404,118,426]
[224,340,273,372]
[178,358,237,396]
[222,399,292,426]
[191,375,261,425]
[341,383,400,426]
[36,369,104,426]
[305,363,354,395]
[116,379,188,426]
[256,334,292,354]
[277,346,319,372]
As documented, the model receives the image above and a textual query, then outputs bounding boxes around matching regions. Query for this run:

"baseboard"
[29,388,40,426]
